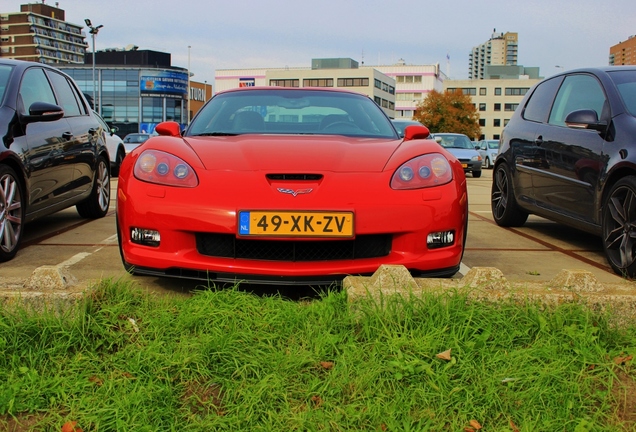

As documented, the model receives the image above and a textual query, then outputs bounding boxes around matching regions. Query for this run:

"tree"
[413,89,481,139]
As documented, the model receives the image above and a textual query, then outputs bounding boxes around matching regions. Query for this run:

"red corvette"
[116,87,468,285]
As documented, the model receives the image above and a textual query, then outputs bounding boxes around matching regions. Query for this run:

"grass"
[0,280,634,431]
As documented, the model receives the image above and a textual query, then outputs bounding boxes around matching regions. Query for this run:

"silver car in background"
[477,139,499,169]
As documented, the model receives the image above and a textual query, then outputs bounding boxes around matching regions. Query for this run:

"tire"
[472,170,482,178]
[491,163,528,227]
[76,155,110,218]
[483,157,491,169]
[601,176,636,278]
[111,147,125,177]
[0,165,25,262]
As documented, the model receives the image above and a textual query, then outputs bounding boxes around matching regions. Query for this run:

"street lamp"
[187,45,191,124]
[85,19,103,111]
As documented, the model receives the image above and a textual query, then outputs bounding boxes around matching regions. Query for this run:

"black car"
[0,59,111,262]
[491,66,636,278]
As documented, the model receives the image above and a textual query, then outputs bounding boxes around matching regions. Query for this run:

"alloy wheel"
[603,180,636,277]
[0,171,22,254]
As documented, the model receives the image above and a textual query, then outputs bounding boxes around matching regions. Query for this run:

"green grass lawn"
[0,280,634,431]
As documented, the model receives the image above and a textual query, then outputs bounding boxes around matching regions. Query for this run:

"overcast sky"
[51,0,635,86]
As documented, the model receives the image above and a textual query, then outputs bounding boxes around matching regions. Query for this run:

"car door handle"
[62,132,73,140]
[534,136,544,146]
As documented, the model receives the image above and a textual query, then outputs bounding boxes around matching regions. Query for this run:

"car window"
[187,89,397,139]
[47,70,85,117]
[435,135,474,149]
[548,74,607,126]
[522,76,562,123]
[18,67,57,114]
[608,70,636,116]
[0,65,13,105]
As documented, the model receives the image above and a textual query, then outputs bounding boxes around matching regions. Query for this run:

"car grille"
[196,233,392,261]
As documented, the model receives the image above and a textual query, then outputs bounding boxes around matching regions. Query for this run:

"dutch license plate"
[239,211,354,237]
[461,163,468,168]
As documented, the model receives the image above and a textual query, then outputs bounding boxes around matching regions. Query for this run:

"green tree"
[413,89,481,139]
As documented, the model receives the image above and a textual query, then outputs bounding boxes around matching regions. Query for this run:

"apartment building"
[469,29,518,80]
[609,35,636,66]
[0,2,86,64]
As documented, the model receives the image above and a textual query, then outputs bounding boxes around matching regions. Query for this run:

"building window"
[303,78,333,87]
[397,75,423,84]
[505,87,529,96]
[504,119,510,126]
[479,118,486,126]
[495,87,502,96]
[494,103,501,111]
[493,119,501,127]
[493,134,500,140]
[337,78,369,87]
[504,103,519,111]
[270,79,299,87]
[479,103,486,111]
[374,79,382,89]
[479,88,487,96]
[462,88,476,96]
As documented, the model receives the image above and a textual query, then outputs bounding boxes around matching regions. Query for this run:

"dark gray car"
[0,59,110,262]
[491,66,636,278]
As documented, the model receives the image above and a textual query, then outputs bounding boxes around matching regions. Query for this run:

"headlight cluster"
[133,150,198,187]
[391,153,453,189]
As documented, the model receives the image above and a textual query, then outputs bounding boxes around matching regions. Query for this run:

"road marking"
[459,262,471,276]
[58,234,119,267]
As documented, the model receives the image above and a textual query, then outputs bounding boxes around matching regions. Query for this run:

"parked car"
[491,66,636,278]
[0,59,110,262]
[122,132,152,154]
[116,87,469,285]
[93,111,125,176]
[477,139,500,169]
[430,133,482,178]
[391,119,427,138]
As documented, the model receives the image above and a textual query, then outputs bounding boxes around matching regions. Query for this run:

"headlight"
[133,150,198,187]
[391,153,453,190]
[472,155,483,161]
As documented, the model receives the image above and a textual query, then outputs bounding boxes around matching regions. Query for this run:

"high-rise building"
[0,2,87,64]
[609,35,636,66]
[468,29,518,79]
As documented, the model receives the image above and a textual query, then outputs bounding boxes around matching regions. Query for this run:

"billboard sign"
[140,70,188,97]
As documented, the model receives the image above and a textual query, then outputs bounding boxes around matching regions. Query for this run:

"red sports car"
[116,87,468,285]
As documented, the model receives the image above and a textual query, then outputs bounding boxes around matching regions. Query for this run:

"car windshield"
[486,140,499,149]
[186,88,398,139]
[0,65,13,104]
[124,134,149,143]
[436,135,474,149]
[608,70,636,116]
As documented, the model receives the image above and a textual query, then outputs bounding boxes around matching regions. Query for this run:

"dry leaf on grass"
[614,354,633,365]
[469,419,482,429]
[436,348,452,361]
[61,421,83,432]
[320,361,334,370]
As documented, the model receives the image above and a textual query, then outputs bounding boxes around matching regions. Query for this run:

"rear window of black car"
[522,76,562,123]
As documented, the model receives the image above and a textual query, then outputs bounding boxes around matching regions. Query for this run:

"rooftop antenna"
[361,49,364,65]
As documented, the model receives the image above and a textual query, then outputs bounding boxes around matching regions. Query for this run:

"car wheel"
[601,176,636,278]
[472,170,482,178]
[483,157,491,169]
[491,163,528,227]
[111,147,125,177]
[0,165,25,262]
[76,155,110,218]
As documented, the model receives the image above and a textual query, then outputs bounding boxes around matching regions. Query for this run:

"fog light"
[130,227,160,247]
[427,230,455,249]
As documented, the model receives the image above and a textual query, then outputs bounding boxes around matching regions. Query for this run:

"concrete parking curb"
[344,265,636,327]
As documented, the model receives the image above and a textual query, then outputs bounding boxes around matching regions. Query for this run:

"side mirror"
[22,101,64,124]
[565,109,607,132]
[403,125,430,141]
[155,121,182,137]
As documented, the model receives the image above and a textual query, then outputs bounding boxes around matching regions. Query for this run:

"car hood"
[182,135,402,172]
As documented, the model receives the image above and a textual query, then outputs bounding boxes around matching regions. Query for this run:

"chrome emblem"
[277,188,313,197]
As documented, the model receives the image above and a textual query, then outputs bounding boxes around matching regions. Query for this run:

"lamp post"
[187,45,191,124]
[85,19,103,111]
